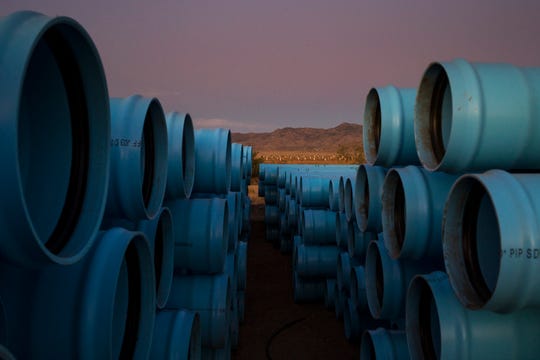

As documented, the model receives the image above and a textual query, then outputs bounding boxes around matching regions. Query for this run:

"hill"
[231,122,362,153]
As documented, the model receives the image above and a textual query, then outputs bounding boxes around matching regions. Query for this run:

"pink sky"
[3,0,540,132]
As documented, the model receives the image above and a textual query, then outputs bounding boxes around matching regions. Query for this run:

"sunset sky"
[3,0,540,132]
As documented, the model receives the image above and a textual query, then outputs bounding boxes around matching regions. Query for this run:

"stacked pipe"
[359,60,540,359]
[168,129,252,358]
[0,11,253,360]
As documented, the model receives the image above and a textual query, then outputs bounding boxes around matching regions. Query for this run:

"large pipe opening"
[462,183,500,305]
[364,88,382,163]
[374,246,385,308]
[382,170,406,257]
[417,280,441,359]
[394,177,406,252]
[416,63,453,170]
[182,114,195,197]
[20,25,91,254]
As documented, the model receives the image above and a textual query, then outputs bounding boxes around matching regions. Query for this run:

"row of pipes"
[260,58,540,359]
[0,11,253,360]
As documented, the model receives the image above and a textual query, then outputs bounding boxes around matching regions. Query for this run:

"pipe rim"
[415,62,454,171]
[364,88,383,165]
[2,12,110,264]
[355,166,370,231]
[381,170,407,259]
[443,175,501,309]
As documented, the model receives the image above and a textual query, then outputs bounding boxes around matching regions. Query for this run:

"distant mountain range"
[231,122,362,153]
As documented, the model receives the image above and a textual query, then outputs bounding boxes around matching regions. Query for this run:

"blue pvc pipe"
[348,225,376,261]
[107,95,168,222]
[407,272,540,360]
[325,279,336,310]
[365,240,433,320]
[165,112,195,200]
[167,198,228,274]
[360,328,410,360]
[243,146,252,179]
[0,11,110,266]
[225,252,238,297]
[287,198,298,230]
[167,274,231,348]
[293,271,325,303]
[343,298,361,342]
[415,59,540,172]
[443,170,540,312]
[230,143,244,192]
[382,166,458,261]
[344,177,355,222]
[354,165,388,233]
[0,228,155,359]
[334,284,346,319]
[193,128,231,194]
[328,178,341,211]
[335,212,353,250]
[264,186,278,205]
[302,209,337,245]
[295,244,339,278]
[350,266,368,312]
[136,207,174,309]
[265,205,280,225]
[237,241,247,291]
[150,310,201,360]
[278,188,287,211]
[300,176,332,208]
[363,86,419,167]
[336,251,359,293]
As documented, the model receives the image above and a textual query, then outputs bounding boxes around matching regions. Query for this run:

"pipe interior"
[154,218,164,293]
[20,24,90,254]
[365,88,382,161]
[141,104,158,209]
[182,114,195,196]
[462,182,500,305]
[418,280,441,359]
[393,175,406,252]
[361,332,376,360]
[189,314,201,360]
[429,67,452,164]
[374,246,385,307]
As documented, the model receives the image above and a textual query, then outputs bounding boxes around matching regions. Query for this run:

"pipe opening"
[374,246,384,307]
[462,182,500,304]
[364,179,370,221]
[154,219,164,294]
[365,88,382,162]
[141,108,156,208]
[429,68,452,164]
[182,114,195,196]
[119,241,142,359]
[20,25,91,254]
[418,280,441,360]
[393,176,406,252]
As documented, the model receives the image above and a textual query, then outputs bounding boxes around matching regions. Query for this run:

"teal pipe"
[336,251,359,293]
[193,128,231,194]
[264,186,278,205]
[365,240,432,320]
[230,143,244,192]
[137,207,174,309]
[350,265,367,311]
[164,112,195,199]
[287,198,298,230]
[0,11,110,266]
[237,241,247,291]
[300,176,333,208]
[344,177,355,222]
[325,279,336,310]
[355,165,388,233]
[328,178,341,211]
[150,310,201,360]
[363,86,419,167]
[334,283,346,319]
[443,170,540,312]
[407,272,540,360]
[382,166,457,261]
[360,328,410,360]
[265,205,279,225]
[167,274,231,348]
[242,145,252,179]
[107,95,168,222]
[295,244,339,278]
[415,59,540,172]
[303,209,337,245]
[348,225,376,261]
[336,212,353,251]
[343,298,361,342]
[0,228,155,359]
[167,198,228,274]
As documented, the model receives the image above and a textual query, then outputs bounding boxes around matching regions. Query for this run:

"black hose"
[265,317,307,360]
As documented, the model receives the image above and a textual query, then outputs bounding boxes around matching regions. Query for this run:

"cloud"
[193,118,274,133]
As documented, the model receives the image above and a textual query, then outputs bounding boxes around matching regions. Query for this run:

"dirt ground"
[232,203,358,360]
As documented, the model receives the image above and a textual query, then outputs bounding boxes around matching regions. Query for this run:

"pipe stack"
[0,11,253,360]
